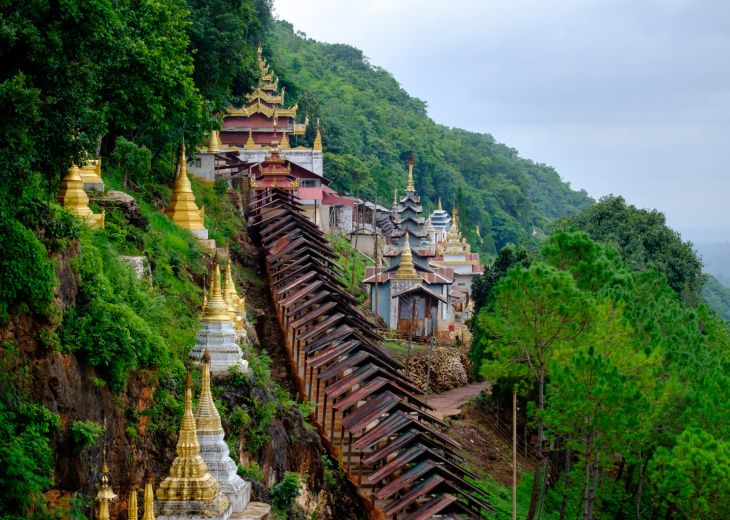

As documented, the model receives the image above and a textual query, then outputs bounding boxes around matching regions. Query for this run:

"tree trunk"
[537,440,554,520]
[615,462,637,520]
[582,438,593,520]
[636,450,646,520]
[526,364,546,520]
[559,447,571,520]
[587,451,600,518]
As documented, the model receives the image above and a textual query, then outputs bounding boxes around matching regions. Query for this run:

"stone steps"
[231,502,271,520]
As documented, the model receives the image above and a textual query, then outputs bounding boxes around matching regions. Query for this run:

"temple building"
[57,164,104,228]
[186,44,340,230]
[364,149,455,336]
[381,145,436,268]
[428,198,452,243]
[189,254,245,373]
[432,208,484,305]
[155,370,232,520]
[166,145,208,240]
[195,348,250,512]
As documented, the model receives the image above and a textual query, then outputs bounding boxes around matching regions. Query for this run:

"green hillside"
[265,20,593,255]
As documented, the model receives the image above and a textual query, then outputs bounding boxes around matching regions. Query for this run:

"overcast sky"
[274,0,730,243]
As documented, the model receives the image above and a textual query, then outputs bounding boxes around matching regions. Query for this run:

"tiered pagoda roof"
[222,44,308,149]
[249,134,330,191]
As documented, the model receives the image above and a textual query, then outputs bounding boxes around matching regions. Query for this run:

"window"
[195,158,201,168]
[300,179,317,188]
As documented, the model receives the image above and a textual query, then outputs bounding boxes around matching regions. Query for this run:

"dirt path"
[426,381,491,421]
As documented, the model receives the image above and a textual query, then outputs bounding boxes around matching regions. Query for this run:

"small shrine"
[189,254,245,373]
[432,207,484,296]
[195,348,251,512]
[155,370,232,520]
[56,164,104,228]
[166,144,208,240]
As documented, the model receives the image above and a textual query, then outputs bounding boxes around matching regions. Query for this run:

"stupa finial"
[208,130,220,153]
[406,138,415,192]
[203,254,233,323]
[394,233,419,280]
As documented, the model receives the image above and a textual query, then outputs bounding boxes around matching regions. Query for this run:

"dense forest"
[470,196,730,519]
[265,20,593,255]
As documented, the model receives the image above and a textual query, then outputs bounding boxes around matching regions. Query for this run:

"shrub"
[213,179,229,197]
[70,420,103,452]
[0,219,56,324]
[270,471,305,516]
[237,461,263,481]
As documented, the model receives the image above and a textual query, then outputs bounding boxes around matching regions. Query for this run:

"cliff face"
[3,221,364,520]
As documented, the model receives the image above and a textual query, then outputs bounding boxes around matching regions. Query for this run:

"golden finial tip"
[184,368,192,388]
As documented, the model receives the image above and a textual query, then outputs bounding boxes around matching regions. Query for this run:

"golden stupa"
[313,128,322,151]
[245,131,255,150]
[165,144,207,238]
[393,233,421,281]
[224,261,245,329]
[128,486,138,520]
[94,446,117,520]
[155,370,230,517]
[57,164,104,228]
[203,254,233,324]
[77,157,105,190]
[220,265,241,331]
[142,466,155,520]
[208,131,220,154]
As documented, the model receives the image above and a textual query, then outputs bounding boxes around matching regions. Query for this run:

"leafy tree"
[649,427,730,520]
[552,195,704,302]
[477,262,594,519]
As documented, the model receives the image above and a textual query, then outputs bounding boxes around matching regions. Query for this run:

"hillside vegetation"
[266,20,593,255]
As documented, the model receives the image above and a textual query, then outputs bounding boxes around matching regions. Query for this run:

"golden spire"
[142,467,155,520]
[57,164,104,228]
[438,197,442,211]
[406,138,415,192]
[203,254,233,323]
[393,187,398,206]
[225,260,243,314]
[313,128,322,151]
[394,233,420,280]
[245,130,255,150]
[220,260,240,329]
[280,131,289,149]
[476,225,481,237]
[166,144,206,232]
[195,345,224,434]
[156,369,225,502]
[95,444,117,520]
[128,488,138,520]
[208,130,220,153]
[216,130,223,150]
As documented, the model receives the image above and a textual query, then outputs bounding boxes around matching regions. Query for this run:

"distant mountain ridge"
[267,20,593,256]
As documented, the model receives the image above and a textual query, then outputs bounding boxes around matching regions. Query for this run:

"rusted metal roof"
[374,460,436,500]
[341,391,445,434]
[274,271,318,296]
[289,301,339,330]
[362,428,465,466]
[331,376,432,414]
[381,474,444,516]
[296,312,345,343]
[285,290,331,318]
[400,494,458,520]
[307,339,361,368]
[352,411,461,452]
[279,281,323,308]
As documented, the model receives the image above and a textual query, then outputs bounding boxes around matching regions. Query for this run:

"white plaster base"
[156,497,232,520]
[197,431,250,513]
[83,182,105,191]
[191,228,209,239]
[189,320,244,373]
